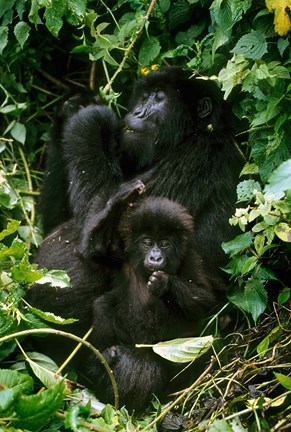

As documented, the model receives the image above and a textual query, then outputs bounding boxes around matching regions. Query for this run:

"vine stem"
[0,328,119,409]
[142,357,216,431]
[102,0,157,95]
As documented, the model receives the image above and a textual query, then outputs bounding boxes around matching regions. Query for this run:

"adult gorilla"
[40,67,244,271]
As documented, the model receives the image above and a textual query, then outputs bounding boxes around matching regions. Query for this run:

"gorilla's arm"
[62,104,123,223]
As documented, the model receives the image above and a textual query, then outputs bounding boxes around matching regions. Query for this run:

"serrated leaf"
[0,25,9,55]
[237,180,261,202]
[222,231,253,257]
[29,305,77,324]
[0,219,20,241]
[0,369,33,413]
[36,269,71,288]
[13,380,66,430]
[169,1,192,31]
[14,21,30,48]
[138,36,161,65]
[137,336,214,363]
[44,0,65,37]
[245,278,268,322]
[232,31,268,60]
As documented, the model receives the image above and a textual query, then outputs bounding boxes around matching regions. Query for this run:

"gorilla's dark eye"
[160,239,170,249]
[142,238,153,248]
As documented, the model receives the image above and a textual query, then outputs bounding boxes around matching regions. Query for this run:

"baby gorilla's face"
[128,234,182,280]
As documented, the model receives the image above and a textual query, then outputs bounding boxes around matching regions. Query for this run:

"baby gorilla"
[85,197,225,412]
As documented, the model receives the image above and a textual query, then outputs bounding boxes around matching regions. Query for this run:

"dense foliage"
[0,0,290,430]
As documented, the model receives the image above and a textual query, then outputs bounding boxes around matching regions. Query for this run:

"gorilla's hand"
[147,270,169,297]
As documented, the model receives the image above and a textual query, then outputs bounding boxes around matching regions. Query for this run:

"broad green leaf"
[159,0,171,13]
[44,0,65,37]
[0,25,9,54]
[236,180,261,202]
[222,231,253,257]
[245,278,268,322]
[274,372,291,390]
[14,21,30,48]
[168,1,192,31]
[265,159,291,194]
[257,325,282,356]
[13,380,66,430]
[0,0,16,19]
[232,31,268,60]
[275,223,291,242]
[228,278,268,322]
[0,369,33,413]
[209,417,247,431]
[138,36,161,65]
[27,358,63,388]
[137,336,214,363]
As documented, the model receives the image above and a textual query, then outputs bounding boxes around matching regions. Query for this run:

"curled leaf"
[137,336,214,363]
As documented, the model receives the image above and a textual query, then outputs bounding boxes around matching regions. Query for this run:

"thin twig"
[102,0,157,95]
[0,328,119,410]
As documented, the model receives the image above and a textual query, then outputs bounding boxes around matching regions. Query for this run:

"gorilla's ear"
[197,97,213,118]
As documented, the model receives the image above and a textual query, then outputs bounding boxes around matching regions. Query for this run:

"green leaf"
[11,122,26,144]
[138,36,161,65]
[137,336,214,363]
[0,219,20,241]
[228,278,268,322]
[13,380,66,431]
[245,278,268,323]
[14,21,30,48]
[274,373,291,390]
[27,358,63,388]
[0,25,9,54]
[159,0,171,13]
[0,0,16,19]
[275,223,291,242]
[278,288,291,305]
[44,0,66,37]
[222,231,253,257]
[29,306,77,324]
[168,1,192,31]
[265,159,291,194]
[236,180,261,202]
[209,417,247,431]
[36,269,71,288]
[0,369,33,413]
[232,31,268,60]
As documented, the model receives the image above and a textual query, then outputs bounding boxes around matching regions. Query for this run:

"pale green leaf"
[11,122,26,144]
[137,336,214,363]
[275,223,291,242]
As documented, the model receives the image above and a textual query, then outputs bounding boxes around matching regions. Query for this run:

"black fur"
[84,197,225,412]
[40,67,243,270]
